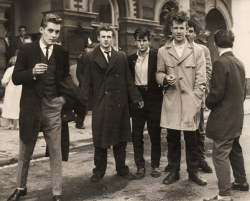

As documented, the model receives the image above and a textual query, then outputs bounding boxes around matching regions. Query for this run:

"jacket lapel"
[148,51,154,84]
[177,42,193,64]
[165,42,179,61]
[106,48,118,74]
[93,46,108,73]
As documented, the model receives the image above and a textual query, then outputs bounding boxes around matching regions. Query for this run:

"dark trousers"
[131,88,162,169]
[196,107,206,161]
[74,100,87,127]
[93,141,129,176]
[167,129,199,173]
[213,137,247,196]
[131,105,161,168]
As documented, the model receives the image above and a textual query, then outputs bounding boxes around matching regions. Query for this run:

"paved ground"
[1,99,250,167]
[0,99,250,201]
[0,115,250,201]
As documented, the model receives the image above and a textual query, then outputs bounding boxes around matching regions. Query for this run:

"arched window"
[159,1,178,25]
[93,0,112,23]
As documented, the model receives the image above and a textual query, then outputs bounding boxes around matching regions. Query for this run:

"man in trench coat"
[79,25,143,182]
[156,12,207,186]
[204,30,248,201]
[7,13,75,201]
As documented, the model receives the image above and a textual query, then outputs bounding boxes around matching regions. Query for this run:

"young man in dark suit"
[7,13,72,201]
[79,25,143,182]
[12,25,27,56]
[128,27,162,179]
[204,30,248,201]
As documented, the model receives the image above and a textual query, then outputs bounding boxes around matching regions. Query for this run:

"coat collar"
[164,39,194,64]
[93,45,119,74]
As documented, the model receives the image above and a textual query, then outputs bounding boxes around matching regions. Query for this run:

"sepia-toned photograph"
[0,0,250,201]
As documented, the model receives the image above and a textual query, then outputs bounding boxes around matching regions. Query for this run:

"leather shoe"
[164,164,173,172]
[135,168,146,180]
[7,188,27,201]
[75,124,85,129]
[53,195,62,201]
[151,167,161,178]
[203,195,233,201]
[163,172,180,185]
[118,171,135,179]
[199,160,213,173]
[90,174,103,182]
[231,181,249,191]
[189,172,207,186]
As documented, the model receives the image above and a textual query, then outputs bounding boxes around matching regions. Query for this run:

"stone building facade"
[0,0,234,97]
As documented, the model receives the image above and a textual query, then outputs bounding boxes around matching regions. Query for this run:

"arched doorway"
[206,8,227,62]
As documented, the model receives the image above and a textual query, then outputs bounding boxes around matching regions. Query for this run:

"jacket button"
[181,89,185,93]
[63,115,66,117]
[117,90,119,93]
[115,74,119,78]
[118,104,121,107]
[105,91,108,95]
[179,77,182,80]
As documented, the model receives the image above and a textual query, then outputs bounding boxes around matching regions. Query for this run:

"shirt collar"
[100,46,112,54]
[136,48,150,57]
[173,39,187,47]
[219,48,233,56]
[39,39,54,50]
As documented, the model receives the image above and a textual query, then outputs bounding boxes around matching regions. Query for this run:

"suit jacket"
[206,51,246,140]
[80,46,142,148]
[128,50,162,119]
[128,50,163,102]
[12,36,25,56]
[12,40,72,144]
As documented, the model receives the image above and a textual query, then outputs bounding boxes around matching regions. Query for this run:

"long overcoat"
[80,46,142,148]
[156,40,206,131]
[12,41,74,144]
[206,52,246,140]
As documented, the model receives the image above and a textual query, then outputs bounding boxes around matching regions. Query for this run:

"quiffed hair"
[97,25,115,36]
[40,13,62,28]
[133,27,151,40]
[214,29,234,48]
[171,11,188,24]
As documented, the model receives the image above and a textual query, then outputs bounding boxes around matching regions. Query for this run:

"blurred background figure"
[74,37,95,129]
[12,25,31,56]
[4,29,12,69]
[1,56,22,130]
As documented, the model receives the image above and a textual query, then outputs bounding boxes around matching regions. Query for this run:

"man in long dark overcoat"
[7,13,75,201]
[204,30,248,201]
[80,25,143,182]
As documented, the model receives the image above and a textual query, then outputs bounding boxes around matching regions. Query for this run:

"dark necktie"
[45,46,50,62]
[104,51,111,63]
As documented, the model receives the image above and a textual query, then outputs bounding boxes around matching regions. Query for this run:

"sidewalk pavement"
[1,98,250,167]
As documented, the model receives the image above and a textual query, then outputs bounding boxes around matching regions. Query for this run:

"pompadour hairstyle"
[133,27,151,40]
[40,13,62,28]
[97,25,115,36]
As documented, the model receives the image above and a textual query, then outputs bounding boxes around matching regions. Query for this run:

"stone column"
[0,0,13,99]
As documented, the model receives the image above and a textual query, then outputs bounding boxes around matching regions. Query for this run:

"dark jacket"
[127,50,163,101]
[13,40,72,144]
[206,52,246,140]
[80,46,142,148]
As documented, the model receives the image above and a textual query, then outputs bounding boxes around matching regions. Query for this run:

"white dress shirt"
[173,39,187,58]
[135,48,149,86]
[100,46,112,63]
[219,48,233,56]
[39,40,53,60]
